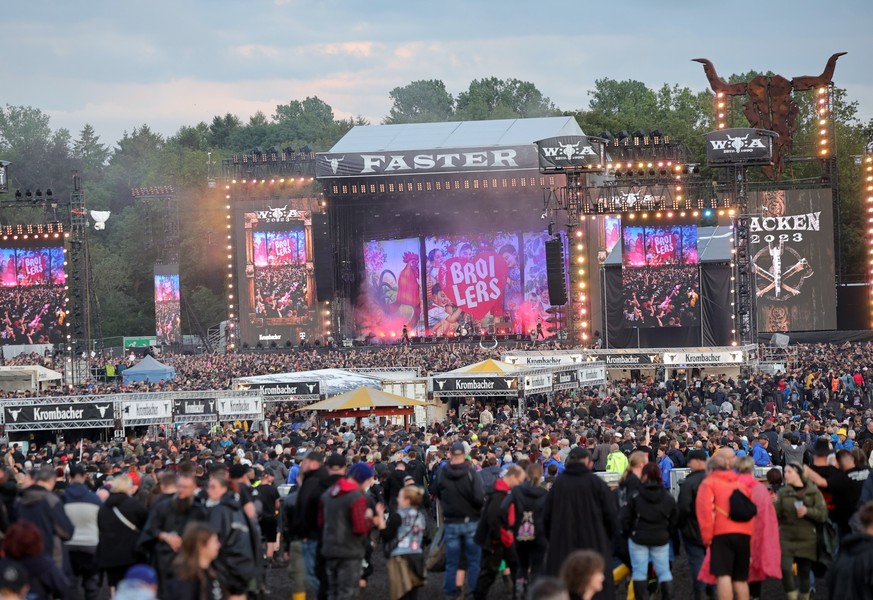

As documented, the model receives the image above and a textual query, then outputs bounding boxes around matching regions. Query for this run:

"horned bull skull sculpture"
[692,52,846,179]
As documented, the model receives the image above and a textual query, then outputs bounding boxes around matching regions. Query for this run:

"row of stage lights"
[866,153,873,328]
[225,185,236,351]
[131,186,175,197]
[231,146,314,164]
[598,129,671,146]
[0,223,65,237]
[572,229,589,343]
[11,189,54,202]
[577,209,734,221]
[230,177,316,185]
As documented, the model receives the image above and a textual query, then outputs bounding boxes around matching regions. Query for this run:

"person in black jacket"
[543,447,617,600]
[16,465,75,574]
[504,463,548,597]
[676,449,708,600]
[96,475,149,593]
[827,500,873,599]
[137,472,207,598]
[292,451,329,596]
[206,471,257,600]
[472,464,525,600]
[433,441,485,599]
[621,462,678,600]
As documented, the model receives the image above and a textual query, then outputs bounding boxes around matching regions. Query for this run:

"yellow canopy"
[445,359,528,375]
[299,386,427,413]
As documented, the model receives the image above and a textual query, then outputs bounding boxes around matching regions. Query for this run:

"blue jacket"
[658,455,673,489]
[287,463,300,484]
[752,443,772,466]
[542,456,565,475]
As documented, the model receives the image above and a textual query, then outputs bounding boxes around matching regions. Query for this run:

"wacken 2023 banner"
[749,189,836,332]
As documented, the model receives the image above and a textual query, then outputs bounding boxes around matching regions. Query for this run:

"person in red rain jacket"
[695,449,756,600]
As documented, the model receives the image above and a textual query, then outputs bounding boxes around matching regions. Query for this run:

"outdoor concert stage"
[226,111,840,352]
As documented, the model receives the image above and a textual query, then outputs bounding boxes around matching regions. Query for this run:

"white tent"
[0,365,63,393]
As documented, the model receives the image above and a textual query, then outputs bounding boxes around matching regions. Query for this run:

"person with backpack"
[472,464,525,600]
[620,462,678,600]
[505,463,549,597]
[694,449,756,600]
[433,441,485,599]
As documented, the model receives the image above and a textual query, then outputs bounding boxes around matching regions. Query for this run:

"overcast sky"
[2,0,871,148]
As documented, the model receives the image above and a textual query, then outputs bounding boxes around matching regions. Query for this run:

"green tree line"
[0,76,868,342]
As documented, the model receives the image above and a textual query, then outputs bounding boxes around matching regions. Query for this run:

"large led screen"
[358,238,425,338]
[0,243,66,345]
[749,189,836,332]
[154,266,181,345]
[354,230,566,340]
[238,205,316,347]
[621,221,700,327]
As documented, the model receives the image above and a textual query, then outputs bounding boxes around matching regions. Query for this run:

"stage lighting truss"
[562,172,724,215]
[0,222,66,239]
[224,145,317,180]
[130,186,176,199]
[224,184,238,352]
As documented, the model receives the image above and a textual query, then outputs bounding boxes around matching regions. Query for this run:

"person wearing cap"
[805,438,855,538]
[97,475,149,594]
[0,558,29,600]
[114,563,158,600]
[677,449,710,600]
[318,462,381,600]
[62,464,103,600]
[542,447,617,597]
[433,440,485,599]
[834,428,855,451]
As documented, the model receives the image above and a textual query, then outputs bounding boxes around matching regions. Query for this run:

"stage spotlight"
[283,145,295,155]
[251,146,263,156]
[632,129,647,145]
[616,130,629,145]
[301,144,313,154]
[46,189,53,199]
[599,131,613,142]
[24,190,32,199]
[14,190,22,200]
[651,129,664,145]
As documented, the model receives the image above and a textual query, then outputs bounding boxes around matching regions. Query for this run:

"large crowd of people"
[0,341,871,598]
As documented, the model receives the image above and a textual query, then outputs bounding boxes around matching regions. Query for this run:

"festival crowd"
[0,342,871,599]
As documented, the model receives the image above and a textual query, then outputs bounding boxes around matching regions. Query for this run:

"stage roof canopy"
[604,225,734,266]
[328,117,585,153]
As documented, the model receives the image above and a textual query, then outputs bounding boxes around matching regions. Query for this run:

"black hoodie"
[505,481,547,545]
[826,532,873,599]
[433,462,484,521]
[621,481,677,547]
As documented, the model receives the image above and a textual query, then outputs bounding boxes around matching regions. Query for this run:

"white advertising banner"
[217,397,264,417]
[662,350,744,366]
[122,400,173,420]
[523,373,553,394]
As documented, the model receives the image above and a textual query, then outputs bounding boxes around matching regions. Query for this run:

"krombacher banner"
[4,402,115,425]
[431,376,518,393]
